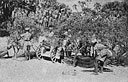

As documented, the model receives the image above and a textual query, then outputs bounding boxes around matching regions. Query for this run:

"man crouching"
[94,48,114,75]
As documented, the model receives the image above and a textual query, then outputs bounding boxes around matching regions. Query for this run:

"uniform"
[90,34,98,57]
[62,38,71,57]
[21,28,32,54]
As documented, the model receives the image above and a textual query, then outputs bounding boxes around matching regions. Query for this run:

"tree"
[72,4,78,12]
[94,2,101,12]
[0,0,38,30]
[78,1,86,9]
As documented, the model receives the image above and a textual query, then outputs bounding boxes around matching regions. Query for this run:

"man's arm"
[20,33,25,37]
[20,33,26,40]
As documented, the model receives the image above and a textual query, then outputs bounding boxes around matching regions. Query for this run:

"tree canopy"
[0,0,128,48]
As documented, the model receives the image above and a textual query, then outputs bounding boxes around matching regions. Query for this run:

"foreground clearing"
[0,58,128,82]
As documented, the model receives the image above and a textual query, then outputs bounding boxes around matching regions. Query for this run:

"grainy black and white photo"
[0,0,128,82]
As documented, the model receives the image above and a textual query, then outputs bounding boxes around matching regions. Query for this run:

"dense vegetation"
[0,0,128,50]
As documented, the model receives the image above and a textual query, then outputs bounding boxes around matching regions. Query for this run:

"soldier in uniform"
[21,27,32,60]
[90,34,98,57]
[62,36,71,57]
[90,34,99,75]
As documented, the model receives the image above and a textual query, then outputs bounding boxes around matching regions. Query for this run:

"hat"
[25,28,30,30]
[64,31,68,35]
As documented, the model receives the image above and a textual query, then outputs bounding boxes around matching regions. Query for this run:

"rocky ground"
[0,57,128,82]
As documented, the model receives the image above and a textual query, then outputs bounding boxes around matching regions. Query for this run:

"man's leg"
[27,45,31,60]
[24,50,28,60]
[65,51,68,57]
[66,51,72,57]
[24,42,29,60]
[13,46,18,59]
[98,60,104,73]
[62,47,66,57]
[94,59,99,75]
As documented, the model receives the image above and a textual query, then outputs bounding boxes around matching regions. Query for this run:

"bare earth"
[0,57,128,82]
[0,37,128,82]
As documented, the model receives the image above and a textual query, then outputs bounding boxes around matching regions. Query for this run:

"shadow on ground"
[81,68,113,72]
[42,56,52,61]
[0,56,13,59]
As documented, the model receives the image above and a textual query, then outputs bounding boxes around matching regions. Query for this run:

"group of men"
[60,34,113,74]
[9,27,33,60]
[9,28,112,74]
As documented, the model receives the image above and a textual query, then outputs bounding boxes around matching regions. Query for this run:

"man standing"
[90,34,98,57]
[21,27,32,60]
[62,37,71,57]
[90,34,99,75]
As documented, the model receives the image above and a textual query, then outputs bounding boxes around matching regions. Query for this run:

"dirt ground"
[0,37,128,82]
[0,57,128,82]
